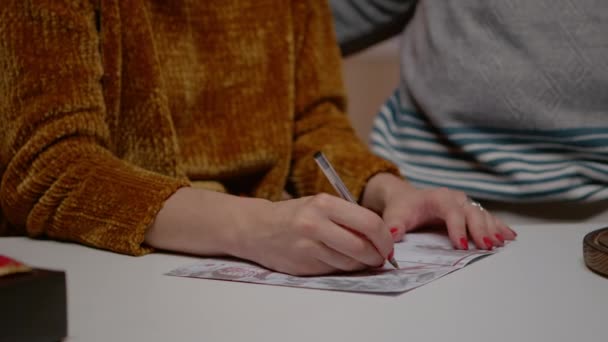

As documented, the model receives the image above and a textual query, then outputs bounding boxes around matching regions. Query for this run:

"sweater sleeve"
[288,1,399,202]
[330,0,417,56]
[0,1,187,255]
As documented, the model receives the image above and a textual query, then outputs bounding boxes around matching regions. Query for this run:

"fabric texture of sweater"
[0,0,397,255]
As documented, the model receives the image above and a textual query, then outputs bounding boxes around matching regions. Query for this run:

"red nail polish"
[483,237,493,250]
[496,233,505,243]
[459,237,469,250]
[389,227,398,237]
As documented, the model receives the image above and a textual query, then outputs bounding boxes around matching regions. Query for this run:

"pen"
[313,151,400,269]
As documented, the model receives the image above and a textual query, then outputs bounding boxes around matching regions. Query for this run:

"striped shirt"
[371,89,608,202]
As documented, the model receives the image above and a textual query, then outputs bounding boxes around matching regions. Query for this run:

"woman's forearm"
[144,187,271,257]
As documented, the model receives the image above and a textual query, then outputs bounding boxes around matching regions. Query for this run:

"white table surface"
[2,223,607,342]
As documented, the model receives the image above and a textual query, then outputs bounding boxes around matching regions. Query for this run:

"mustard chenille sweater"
[0,1,397,255]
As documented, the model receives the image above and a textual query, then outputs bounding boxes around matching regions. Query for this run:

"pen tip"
[389,257,400,269]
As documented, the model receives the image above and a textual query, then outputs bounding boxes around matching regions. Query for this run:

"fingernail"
[483,237,493,250]
[495,233,505,243]
[459,237,469,250]
[388,249,394,260]
[389,227,398,237]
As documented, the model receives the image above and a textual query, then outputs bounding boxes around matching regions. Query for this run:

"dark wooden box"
[0,269,67,342]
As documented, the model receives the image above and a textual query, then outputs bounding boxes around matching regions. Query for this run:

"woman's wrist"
[361,172,413,212]
[226,195,275,260]
[144,187,272,258]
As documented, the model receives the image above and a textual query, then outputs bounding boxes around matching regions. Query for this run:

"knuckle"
[454,190,468,203]
[309,193,333,209]
[465,211,480,226]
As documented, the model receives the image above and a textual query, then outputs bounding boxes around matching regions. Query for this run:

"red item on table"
[0,255,32,277]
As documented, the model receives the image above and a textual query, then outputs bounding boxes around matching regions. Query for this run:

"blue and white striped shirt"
[372,90,608,202]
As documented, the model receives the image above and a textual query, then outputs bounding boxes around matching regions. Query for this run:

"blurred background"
[342,38,400,142]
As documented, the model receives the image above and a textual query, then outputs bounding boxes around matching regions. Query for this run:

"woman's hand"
[361,173,516,250]
[146,187,394,276]
[235,194,394,276]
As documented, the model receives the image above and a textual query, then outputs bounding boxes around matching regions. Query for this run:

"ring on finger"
[467,198,485,211]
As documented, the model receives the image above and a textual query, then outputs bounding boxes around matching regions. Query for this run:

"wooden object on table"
[583,227,608,277]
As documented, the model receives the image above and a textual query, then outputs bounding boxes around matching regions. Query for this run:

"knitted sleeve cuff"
[30,156,189,256]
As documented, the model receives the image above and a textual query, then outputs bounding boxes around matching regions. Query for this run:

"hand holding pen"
[314,151,399,269]
[194,150,398,276]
